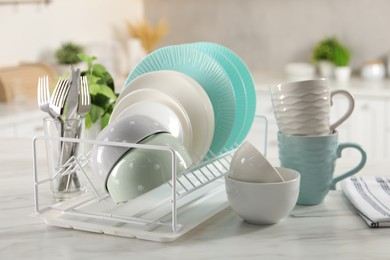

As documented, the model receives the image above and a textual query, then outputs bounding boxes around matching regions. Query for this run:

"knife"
[66,67,81,120]
[58,67,81,191]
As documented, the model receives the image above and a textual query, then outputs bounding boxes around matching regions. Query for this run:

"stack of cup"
[270,78,367,205]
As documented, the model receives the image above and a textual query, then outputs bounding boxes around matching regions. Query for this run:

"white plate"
[110,88,193,152]
[119,70,214,164]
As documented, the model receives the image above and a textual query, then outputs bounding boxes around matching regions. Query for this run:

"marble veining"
[1,138,390,259]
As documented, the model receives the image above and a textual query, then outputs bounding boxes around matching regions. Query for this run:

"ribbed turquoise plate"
[193,42,256,147]
[189,42,246,151]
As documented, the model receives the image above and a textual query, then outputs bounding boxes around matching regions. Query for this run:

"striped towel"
[341,176,390,228]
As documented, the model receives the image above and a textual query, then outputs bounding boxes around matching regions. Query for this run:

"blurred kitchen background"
[1,0,390,78]
[1,0,390,160]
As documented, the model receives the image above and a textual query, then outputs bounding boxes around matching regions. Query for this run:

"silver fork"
[78,76,91,118]
[49,78,70,122]
[37,76,51,116]
[58,76,91,191]
[70,76,91,189]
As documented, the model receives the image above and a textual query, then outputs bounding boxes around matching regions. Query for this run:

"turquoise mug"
[277,131,367,205]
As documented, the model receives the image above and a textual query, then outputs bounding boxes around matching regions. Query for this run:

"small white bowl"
[361,61,385,80]
[229,141,284,183]
[284,62,316,81]
[225,167,300,225]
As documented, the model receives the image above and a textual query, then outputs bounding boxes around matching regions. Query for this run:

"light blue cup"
[278,131,367,205]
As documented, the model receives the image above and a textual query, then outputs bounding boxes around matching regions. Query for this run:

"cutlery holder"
[32,115,268,242]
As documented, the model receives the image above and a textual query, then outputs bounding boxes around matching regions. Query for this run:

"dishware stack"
[89,42,257,203]
[270,78,367,205]
[38,67,91,201]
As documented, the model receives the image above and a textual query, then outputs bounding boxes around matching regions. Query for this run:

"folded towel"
[341,176,390,228]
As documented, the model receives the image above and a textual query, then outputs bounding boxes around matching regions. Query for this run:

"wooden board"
[0,63,57,103]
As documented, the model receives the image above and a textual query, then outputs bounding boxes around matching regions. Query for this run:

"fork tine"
[44,76,50,101]
[79,77,85,106]
[85,78,91,105]
[81,77,88,106]
[37,77,42,104]
[42,76,49,103]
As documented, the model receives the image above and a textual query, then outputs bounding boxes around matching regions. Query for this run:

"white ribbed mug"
[270,78,355,136]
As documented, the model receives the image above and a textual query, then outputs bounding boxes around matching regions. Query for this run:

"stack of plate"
[91,42,257,202]
[117,42,257,163]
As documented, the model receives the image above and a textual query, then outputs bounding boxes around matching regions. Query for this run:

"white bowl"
[106,132,192,203]
[361,61,385,80]
[110,88,193,152]
[284,62,316,81]
[225,167,300,225]
[119,70,215,165]
[90,114,168,189]
[229,141,284,183]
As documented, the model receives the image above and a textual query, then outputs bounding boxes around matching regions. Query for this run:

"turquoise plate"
[123,44,236,157]
[194,42,256,146]
[189,42,246,151]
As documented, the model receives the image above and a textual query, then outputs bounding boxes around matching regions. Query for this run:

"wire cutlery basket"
[32,115,268,242]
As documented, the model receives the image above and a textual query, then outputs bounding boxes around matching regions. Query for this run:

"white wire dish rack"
[32,115,268,242]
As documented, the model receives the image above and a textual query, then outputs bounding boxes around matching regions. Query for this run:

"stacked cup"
[270,78,367,205]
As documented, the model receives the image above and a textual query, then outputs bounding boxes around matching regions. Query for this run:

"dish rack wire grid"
[32,115,268,242]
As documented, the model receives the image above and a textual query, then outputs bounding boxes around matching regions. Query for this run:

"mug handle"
[330,142,367,190]
[330,90,355,133]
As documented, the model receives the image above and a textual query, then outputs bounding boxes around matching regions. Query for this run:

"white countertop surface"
[2,137,390,259]
[2,74,390,259]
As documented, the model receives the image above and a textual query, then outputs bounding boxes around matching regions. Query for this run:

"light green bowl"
[106,133,193,203]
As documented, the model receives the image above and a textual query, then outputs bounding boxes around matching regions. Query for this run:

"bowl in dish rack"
[90,114,168,191]
[106,132,193,203]
[120,70,214,164]
[110,87,193,153]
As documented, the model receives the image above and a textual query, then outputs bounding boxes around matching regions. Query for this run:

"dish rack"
[32,115,268,242]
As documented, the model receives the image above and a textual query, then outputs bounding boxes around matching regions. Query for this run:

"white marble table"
[1,137,390,259]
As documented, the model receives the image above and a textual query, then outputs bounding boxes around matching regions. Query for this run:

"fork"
[78,76,91,119]
[37,76,52,116]
[49,78,70,122]
[58,76,91,191]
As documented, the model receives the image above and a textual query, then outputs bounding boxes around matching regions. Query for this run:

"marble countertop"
[2,137,390,259]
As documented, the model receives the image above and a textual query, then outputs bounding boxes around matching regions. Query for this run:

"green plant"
[311,37,338,63]
[56,42,84,65]
[311,36,351,66]
[78,53,118,130]
[333,44,351,67]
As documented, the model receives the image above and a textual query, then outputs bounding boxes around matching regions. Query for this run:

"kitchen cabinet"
[332,95,387,160]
